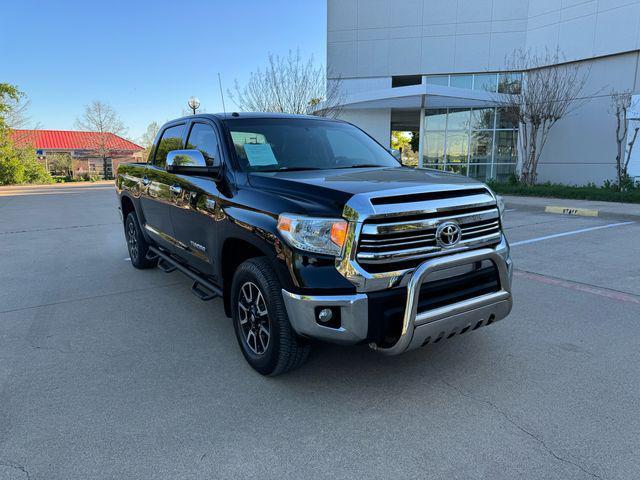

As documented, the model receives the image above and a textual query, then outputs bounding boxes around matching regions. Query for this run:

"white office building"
[327,0,640,184]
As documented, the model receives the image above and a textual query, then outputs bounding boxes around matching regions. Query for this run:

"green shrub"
[0,154,25,185]
[488,180,640,204]
[0,144,53,185]
[23,158,53,184]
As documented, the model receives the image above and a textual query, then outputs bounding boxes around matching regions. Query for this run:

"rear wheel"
[231,258,310,376]
[125,211,157,269]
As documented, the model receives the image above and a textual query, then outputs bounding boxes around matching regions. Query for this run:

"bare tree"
[497,48,590,185]
[610,90,638,189]
[139,121,160,162]
[4,92,43,146]
[75,100,127,179]
[229,50,343,118]
[48,152,74,177]
[6,96,32,130]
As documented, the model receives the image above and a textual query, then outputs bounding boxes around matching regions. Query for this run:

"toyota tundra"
[115,113,513,375]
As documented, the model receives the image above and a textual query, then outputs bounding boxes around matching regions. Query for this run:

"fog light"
[317,308,333,323]
[315,306,341,329]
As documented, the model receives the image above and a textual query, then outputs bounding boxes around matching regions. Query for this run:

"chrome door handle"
[170,184,182,195]
[141,176,151,186]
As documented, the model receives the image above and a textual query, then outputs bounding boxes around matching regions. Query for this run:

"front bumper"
[281,239,513,355]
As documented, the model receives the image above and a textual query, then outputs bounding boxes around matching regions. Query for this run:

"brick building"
[11,129,143,178]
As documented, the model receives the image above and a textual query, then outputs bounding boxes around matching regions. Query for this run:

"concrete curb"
[503,196,640,222]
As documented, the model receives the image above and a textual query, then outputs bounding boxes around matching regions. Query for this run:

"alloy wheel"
[237,281,271,355]
[126,220,139,261]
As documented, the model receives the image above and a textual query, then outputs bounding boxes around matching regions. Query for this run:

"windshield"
[224,117,400,172]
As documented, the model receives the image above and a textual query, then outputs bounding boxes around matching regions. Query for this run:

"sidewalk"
[0,180,113,189]
[0,181,113,196]
[503,194,640,221]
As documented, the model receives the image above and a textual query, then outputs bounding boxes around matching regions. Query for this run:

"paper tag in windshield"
[244,143,278,166]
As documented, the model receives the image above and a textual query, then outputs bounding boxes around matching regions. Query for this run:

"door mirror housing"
[166,150,220,177]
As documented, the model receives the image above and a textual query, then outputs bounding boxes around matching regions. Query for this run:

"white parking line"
[511,221,635,246]
[514,270,640,305]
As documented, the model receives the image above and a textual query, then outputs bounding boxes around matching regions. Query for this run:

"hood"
[248,166,486,214]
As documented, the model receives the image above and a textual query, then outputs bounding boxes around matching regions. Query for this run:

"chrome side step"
[149,246,221,301]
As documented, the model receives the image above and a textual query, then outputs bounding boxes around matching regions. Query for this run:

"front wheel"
[231,258,310,376]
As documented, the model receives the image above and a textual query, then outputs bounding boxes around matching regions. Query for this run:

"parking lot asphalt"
[1,183,639,480]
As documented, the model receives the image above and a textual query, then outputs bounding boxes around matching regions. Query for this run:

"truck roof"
[169,112,342,123]
[215,112,335,121]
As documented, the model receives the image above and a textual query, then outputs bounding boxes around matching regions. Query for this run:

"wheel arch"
[219,236,290,318]
[120,193,154,243]
[121,195,136,223]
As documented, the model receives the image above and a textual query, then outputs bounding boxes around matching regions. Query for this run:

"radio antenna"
[218,72,227,116]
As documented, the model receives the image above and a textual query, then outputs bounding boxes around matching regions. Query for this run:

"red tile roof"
[10,130,143,151]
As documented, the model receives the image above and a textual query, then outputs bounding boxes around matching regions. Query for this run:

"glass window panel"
[154,124,185,168]
[401,156,418,168]
[494,130,518,163]
[470,108,495,130]
[446,163,468,175]
[445,131,468,163]
[498,73,522,94]
[186,123,220,166]
[449,75,473,89]
[425,75,449,86]
[424,163,445,170]
[468,163,491,182]
[496,107,518,129]
[473,74,497,92]
[424,131,445,164]
[446,109,471,130]
[392,75,422,88]
[425,109,447,130]
[470,131,493,163]
[494,163,517,182]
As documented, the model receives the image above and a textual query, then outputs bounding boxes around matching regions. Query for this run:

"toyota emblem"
[436,221,462,248]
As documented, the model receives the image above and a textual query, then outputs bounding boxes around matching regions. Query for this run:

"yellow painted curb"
[545,206,599,217]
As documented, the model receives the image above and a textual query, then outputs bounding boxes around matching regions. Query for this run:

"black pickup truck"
[116,113,513,375]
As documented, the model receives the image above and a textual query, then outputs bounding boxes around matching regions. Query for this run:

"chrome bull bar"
[371,247,513,356]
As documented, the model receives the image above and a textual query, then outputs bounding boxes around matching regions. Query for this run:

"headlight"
[277,214,348,256]
[487,186,506,223]
[496,194,506,221]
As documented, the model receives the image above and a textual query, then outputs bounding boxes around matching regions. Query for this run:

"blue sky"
[1,0,326,141]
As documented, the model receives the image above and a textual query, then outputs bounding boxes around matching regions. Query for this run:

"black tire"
[231,257,311,376]
[124,211,157,269]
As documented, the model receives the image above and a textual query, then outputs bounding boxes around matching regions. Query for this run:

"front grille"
[356,205,501,272]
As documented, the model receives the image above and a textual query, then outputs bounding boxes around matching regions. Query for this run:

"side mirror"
[166,150,220,177]
[388,148,402,162]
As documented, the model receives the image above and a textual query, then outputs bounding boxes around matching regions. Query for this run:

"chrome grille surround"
[357,208,501,265]
[336,184,505,292]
